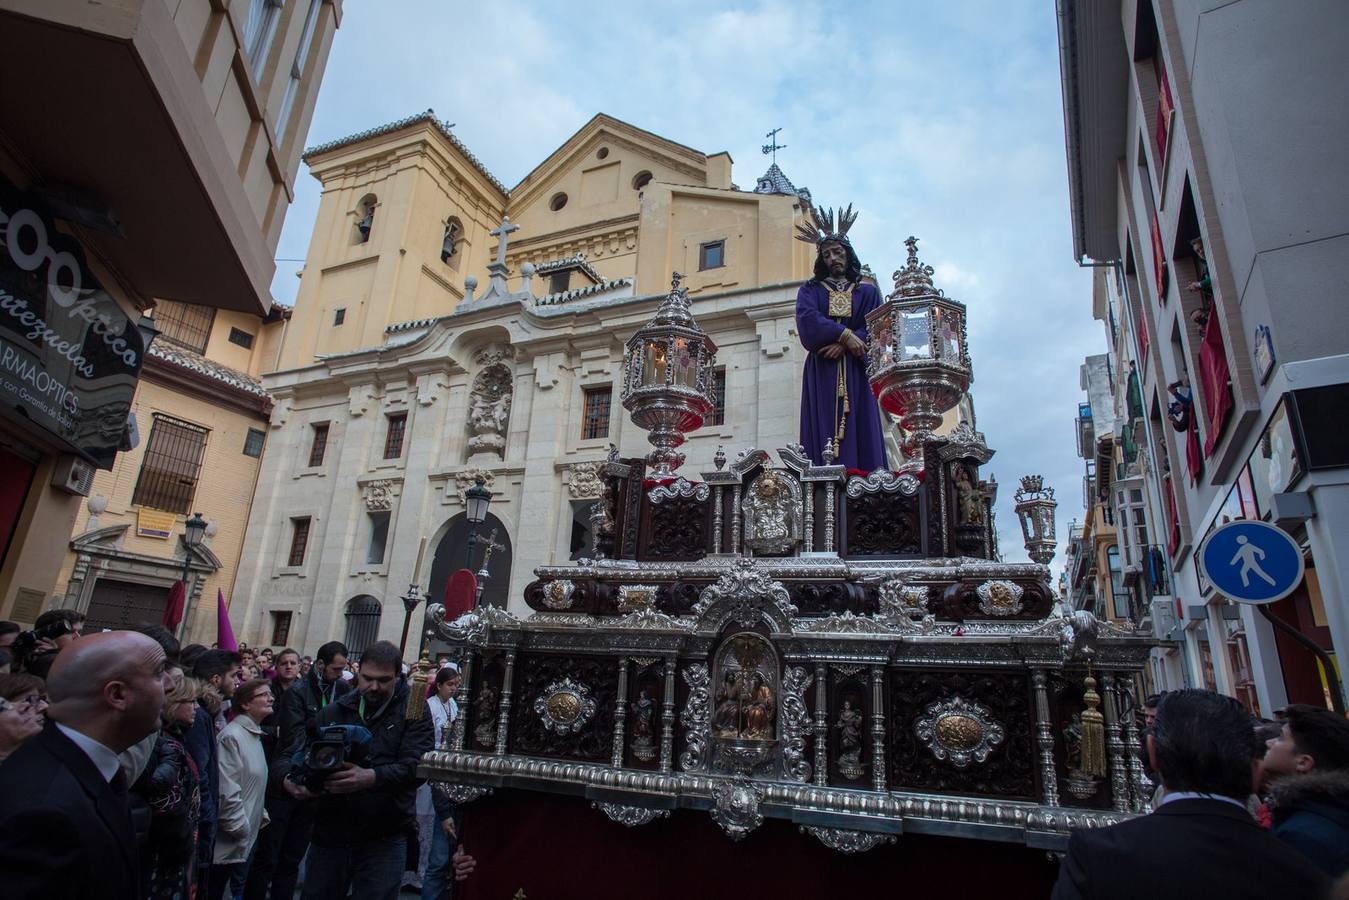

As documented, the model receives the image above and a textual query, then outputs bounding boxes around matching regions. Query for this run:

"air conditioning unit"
[51,454,94,496]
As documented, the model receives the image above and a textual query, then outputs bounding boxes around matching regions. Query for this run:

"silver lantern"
[865,237,971,457]
[621,273,718,478]
[1014,475,1058,565]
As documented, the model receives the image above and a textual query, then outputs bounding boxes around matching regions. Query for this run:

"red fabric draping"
[1199,313,1234,456]
[162,580,186,630]
[642,477,678,488]
[443,568,478,621]
[1156,60,1175,164]
[1137,310,1150,363]
[457,789,1056,900]
[1151,210,1169,301]
[1164,474,1181,557]
[1185,411,1203,485]
[216,588,238,652]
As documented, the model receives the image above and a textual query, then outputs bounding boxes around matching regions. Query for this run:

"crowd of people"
[4,610,1349,898]
[0,612,474,899]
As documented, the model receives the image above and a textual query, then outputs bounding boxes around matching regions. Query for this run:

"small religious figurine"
[794,204,887,471]
[629,688,657,761]
[835,699,864,780]
[953,464,984,525]
[473,684,499,749]
[741,470,800,554]
[744,679,776,739]
[712,673,740,737]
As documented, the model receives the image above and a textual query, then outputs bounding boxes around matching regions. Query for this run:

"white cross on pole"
[489,216,519,267]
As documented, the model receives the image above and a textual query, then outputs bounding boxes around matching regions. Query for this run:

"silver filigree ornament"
[692,559,797,631]
[799,826,897,854]
[914,696,1006,769]
[541,579,575,610]
[845,469,921,499]
[433,783,493,805]
[533,677,597,735]
[592,801,670,827]
[975,580,1025,617]
[710,778,765,840]
[617,584,656,612]
[679,664,712,771]
[780,665,814,783]
[647,476,710,504]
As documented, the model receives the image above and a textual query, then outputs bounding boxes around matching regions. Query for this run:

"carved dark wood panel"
[657,581,701,615]
[789,582,872,617]
[618,463,644,559]
[639,494,709,561]
[843,492,922,556]
[509,654,616,761]
[888,669,1036,800]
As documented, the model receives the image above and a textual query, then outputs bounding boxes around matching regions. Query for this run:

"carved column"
[1031,669,1059,807]
[659,656,677,773]
[730,485,742,554]
[1100,671,1129,812]
[803,484,815,553]
[869,665,886,791]
[451,651,476,751]
[494,649,516,755]
[813,661,828,786]
[1117,675,1148,811]
[711,486,724,553]
[611,658,630,767]
[825,483,837,552]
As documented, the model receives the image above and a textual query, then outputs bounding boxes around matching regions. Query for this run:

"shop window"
[243,428,266,459]
[366,511,391,565]
[699,240,725,271]
[383,413,407,459]
[307,423,329,468]
[269,610,292,646]
[582,385,612,440]
[154,301,215,354]
[287,517,311,567]
[131,415,209,514]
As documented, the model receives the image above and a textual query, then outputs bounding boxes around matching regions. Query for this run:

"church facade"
[232,113,832,653]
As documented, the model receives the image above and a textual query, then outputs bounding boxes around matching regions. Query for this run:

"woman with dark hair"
[0,673,45,762]
[136,676,205,899]
[211,679,273,899]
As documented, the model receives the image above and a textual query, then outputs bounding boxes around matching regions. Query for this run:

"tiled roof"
[385,317,442,335]
[303,110,508,195]
[533,253,604,284]
[754,163,798,195]
[534,278,634,307]
[147,341,271,400]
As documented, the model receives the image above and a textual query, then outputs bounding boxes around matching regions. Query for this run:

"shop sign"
[0,186,147,467]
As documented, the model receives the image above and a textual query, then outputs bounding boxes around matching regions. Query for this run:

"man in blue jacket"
[1264,703,1349,876]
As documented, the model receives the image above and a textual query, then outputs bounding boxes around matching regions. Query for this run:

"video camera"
[288,724,373,792]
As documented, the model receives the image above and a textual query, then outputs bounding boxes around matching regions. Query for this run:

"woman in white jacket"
[210,678,273,900]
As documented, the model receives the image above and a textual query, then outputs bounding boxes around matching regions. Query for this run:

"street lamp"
[1013,475,1058,566]
[463,476,492,570]
[180,512,207,586]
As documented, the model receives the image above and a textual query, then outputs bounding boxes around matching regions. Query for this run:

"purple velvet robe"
[795,281,888,471]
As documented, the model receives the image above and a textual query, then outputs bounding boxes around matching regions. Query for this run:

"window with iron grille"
[269,610,292,646]
[243,428,265,458]
[334,308,346,326]
[154,301,216,353]
[383,413,407,459]
[710,367,726,426]
[228,327,255,349]
[287,517,311,567]
[131,415,210,514]
[582,385,611,440]
[307,423,329,468]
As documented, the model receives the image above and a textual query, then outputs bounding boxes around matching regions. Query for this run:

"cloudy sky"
[271,0,1102,575]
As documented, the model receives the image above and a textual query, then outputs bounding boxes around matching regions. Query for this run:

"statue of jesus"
[794,204,887,471]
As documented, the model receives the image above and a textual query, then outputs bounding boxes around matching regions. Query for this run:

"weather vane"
[762,127,786,163]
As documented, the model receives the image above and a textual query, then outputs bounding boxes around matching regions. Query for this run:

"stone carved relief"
[466,349,514,459]
[741,470,802,555]
[454,469,496,504]
[363,479,400,512]
[566,461,606,499]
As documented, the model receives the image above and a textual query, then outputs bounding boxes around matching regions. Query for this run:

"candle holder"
[865,237,971,458]
[621,273,718,478]
[1014,475,1058,566]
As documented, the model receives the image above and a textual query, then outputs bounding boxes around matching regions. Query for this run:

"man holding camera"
[284,640,431,900]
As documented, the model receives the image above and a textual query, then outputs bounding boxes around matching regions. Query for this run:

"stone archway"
[427,511,513,612]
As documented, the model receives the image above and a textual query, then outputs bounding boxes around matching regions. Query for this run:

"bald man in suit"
[0,631,173,898]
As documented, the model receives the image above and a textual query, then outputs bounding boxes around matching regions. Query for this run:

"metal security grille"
[270,610,292,646]
[154,300,216,353]
[343,595,382,658]
[131,415,209,514]
[711,368,726,426]
[308,423,329,467]
[582,386,611,440]
[287,517,311,567]
[383,413,407,459]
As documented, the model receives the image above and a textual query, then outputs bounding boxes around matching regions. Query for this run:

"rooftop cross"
[489,216,519,266]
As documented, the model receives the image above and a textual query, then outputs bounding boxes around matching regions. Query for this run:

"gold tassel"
[1080,674,1107,778]
[835,358,849,447]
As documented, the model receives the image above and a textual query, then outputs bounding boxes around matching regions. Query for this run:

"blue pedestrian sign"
[1198,520,1305,605]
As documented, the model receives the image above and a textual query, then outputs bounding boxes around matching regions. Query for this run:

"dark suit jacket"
[1051,798,1329,900]
[0,722,139,899]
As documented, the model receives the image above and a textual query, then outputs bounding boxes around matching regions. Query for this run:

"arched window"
[355,194,377,244]
[343,594,382,657]
[441,216,463,267]
[632,171,653,191]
